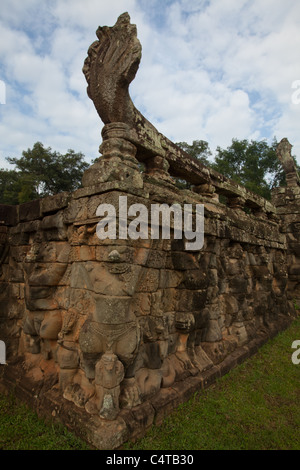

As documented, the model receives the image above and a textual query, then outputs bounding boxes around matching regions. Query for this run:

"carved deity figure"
[94,352,125,420]
[22,226,69,359]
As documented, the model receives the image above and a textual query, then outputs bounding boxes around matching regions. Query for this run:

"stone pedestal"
[82,123,143,189]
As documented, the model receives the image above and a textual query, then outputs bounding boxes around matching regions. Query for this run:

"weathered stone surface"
[40,311,62,340]
[19,200,41,222]
[0,13,299,451]
[0,205,18,226]
[40,192,71,215]
[82,137,143,190]
[276,138,300,187]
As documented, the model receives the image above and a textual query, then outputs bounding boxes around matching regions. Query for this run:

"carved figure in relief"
[94,352,124,420]
[21,229,69,359]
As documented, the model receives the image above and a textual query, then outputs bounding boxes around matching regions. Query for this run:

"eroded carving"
[276,138,300,187]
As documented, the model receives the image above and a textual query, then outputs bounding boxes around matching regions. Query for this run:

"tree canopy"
[174,137,300,199]
[211,138,287,200]
[175,140,212,166]
[1,142,89,204]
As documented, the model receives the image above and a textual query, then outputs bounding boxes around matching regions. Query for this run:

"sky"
[0,0,300,171]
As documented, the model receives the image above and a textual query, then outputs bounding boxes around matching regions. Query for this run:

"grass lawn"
[1,316,299,450]
[0,393,91,450]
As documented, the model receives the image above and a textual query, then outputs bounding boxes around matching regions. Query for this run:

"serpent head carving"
[82,12,141,126]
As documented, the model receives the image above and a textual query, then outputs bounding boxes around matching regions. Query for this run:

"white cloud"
[0,0,299,176]
[132,0,300,160]
[52,0,136,30]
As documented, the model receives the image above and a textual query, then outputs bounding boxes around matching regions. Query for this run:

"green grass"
[0,394,90,450]
[1,317,300,450]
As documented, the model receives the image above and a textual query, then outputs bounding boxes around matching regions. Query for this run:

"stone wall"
[272,185,300,308]
[0,13,299,449]
[0,129,298,448]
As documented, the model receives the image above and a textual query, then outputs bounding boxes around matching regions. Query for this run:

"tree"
[2,142,89,204]
[211,138,289,200]
[176,140,212,166]
[0,169,22,205]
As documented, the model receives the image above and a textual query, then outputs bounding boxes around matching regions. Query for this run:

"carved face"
[102,352,117,371]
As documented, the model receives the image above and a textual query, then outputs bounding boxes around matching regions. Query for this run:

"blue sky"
[0,0,300,170]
